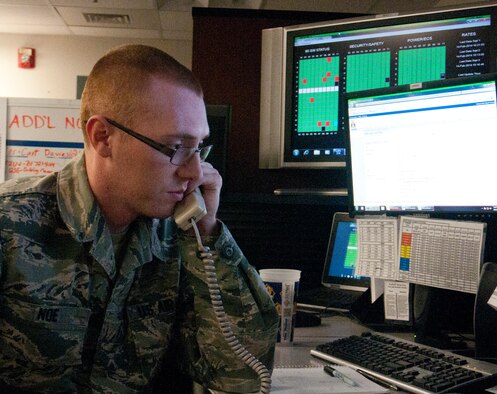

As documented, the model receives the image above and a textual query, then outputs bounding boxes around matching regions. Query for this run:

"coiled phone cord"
[190,219,272,394]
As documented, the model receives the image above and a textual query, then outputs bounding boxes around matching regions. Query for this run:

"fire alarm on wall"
[18,47,35,69]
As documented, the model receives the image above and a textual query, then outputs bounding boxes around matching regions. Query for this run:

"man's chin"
[146,206,175,220]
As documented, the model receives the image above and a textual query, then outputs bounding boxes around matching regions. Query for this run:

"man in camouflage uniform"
[0,44,278,393]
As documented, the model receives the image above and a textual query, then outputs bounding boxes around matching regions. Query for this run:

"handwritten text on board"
[4,99,84,180]
[7,146,81,177]
[8,114,82,130]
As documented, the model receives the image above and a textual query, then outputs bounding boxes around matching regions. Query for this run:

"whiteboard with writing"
[0,97,84,182]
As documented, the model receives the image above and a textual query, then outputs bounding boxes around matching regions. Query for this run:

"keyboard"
[311,331,497,393]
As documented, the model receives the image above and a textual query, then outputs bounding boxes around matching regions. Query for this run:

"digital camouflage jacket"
[0,153,278,393]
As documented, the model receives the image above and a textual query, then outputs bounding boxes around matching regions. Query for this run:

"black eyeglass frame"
[104,117,212,166]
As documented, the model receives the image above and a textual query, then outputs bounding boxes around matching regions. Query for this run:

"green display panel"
[398,46,446,85]
[297,56,340,133]
[346,52,391,92]
[344,232,357,269]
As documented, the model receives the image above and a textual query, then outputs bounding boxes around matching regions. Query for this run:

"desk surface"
[275,314,364,368]
[274,313,497,394]
[275,314,417,368]
[273,314,412,393]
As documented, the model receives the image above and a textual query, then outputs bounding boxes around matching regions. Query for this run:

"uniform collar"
[56,153,171,278]
[57,152,104,243]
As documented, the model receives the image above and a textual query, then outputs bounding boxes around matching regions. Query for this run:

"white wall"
[0,34,192,99]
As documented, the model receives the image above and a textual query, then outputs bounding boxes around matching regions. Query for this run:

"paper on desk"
[271,365,389,393]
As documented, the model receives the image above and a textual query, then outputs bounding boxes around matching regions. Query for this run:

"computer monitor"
[345,73,497,217]
[323,212,369,289]
[259,4,497,169]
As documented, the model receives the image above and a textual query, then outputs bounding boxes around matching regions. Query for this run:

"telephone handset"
[173,188,271,394]
[173,188,207,231]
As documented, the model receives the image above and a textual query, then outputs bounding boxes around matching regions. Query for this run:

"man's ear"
[85,116,112,157]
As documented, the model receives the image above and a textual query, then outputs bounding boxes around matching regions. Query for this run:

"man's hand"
[187,162,222,235]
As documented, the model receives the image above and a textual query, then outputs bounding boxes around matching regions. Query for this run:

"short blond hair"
[80,44,203,138]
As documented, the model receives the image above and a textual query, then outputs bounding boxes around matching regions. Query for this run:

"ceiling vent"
[83,13,131,25]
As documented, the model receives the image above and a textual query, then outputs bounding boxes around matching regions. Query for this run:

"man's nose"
[177,152,203,181]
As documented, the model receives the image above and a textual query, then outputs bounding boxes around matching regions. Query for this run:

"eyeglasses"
[104,117,212,166]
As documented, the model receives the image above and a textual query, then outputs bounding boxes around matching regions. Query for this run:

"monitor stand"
[413,285,473,351]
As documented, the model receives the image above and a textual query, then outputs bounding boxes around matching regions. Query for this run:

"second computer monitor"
[345,73,497,217]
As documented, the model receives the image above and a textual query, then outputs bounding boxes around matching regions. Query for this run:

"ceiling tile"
[0,4,64,25]
[0,0,48,4]
[161,29,193,40]
[49,0,158,9]
[160,10,192,32]
[160,0,208,11]
[69,25,161,38]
